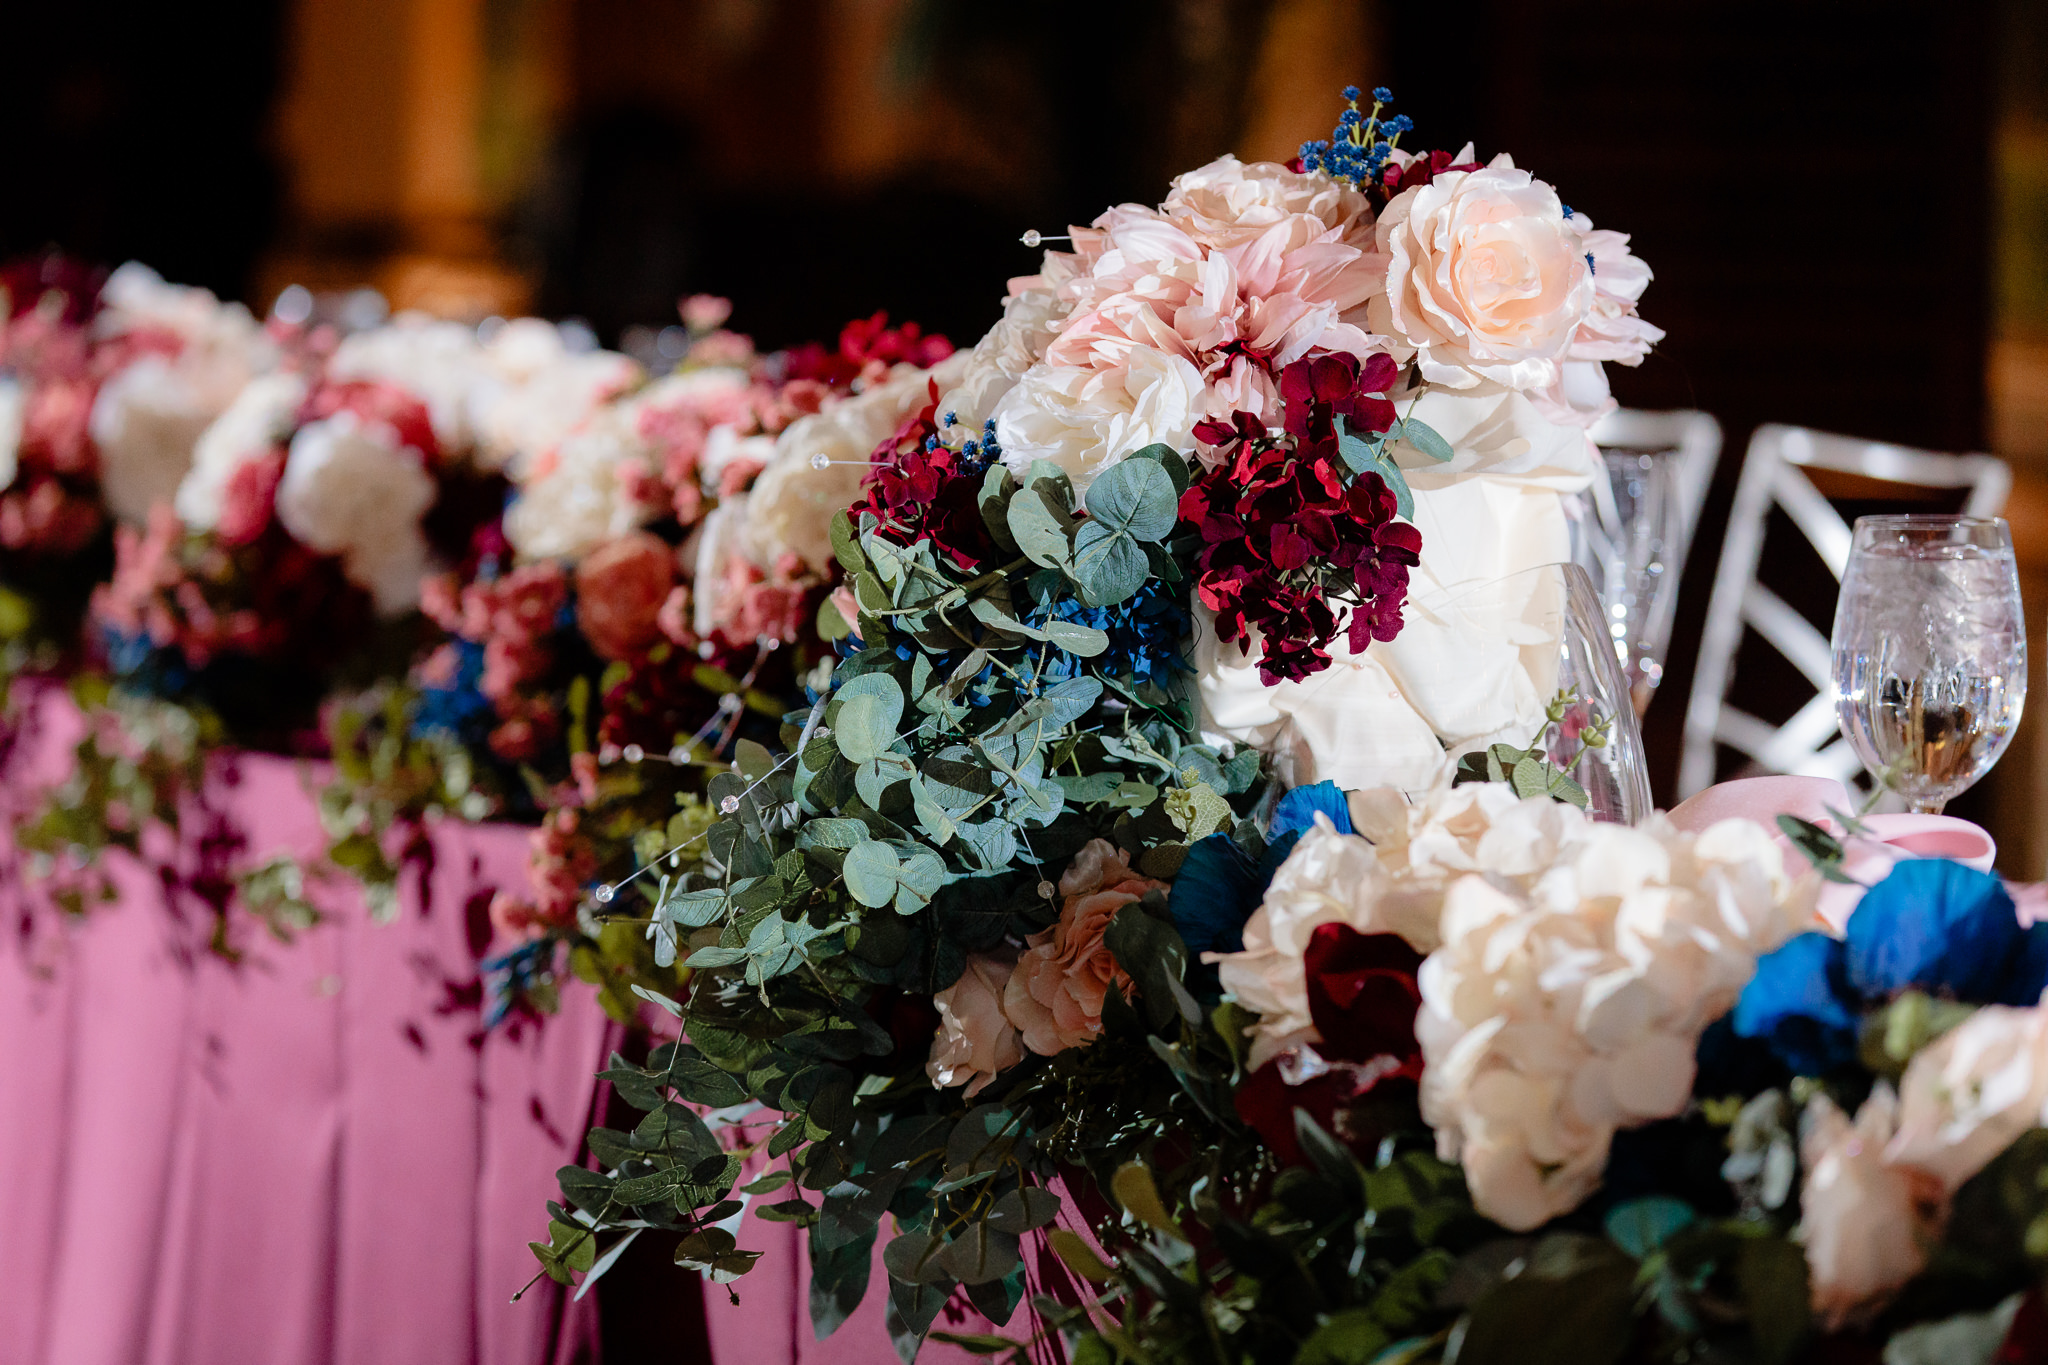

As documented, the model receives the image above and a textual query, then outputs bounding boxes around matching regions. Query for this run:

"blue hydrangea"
[1729,858,2048,1075]
[411,638,496,746]
[1021,578,1191,688]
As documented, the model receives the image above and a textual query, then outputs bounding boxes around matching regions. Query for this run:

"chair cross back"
[1678,423,2010,800]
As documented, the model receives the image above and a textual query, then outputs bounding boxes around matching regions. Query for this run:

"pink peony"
[1002,839,1166,1055]
[574,530,676,661]
[1799,1086,1947,1330]
[927,948,1025,1097]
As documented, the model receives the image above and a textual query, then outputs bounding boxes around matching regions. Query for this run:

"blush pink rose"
[1799,1086,1948,1330]
[927,948,1025,1097]
[1367,156,1595,393]
[575,530,677,661]
[1003,839,1167,1055]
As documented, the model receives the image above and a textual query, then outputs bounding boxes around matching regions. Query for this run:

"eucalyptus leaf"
[1390,416,1455,463]
[843,841,902,908]
[832,674,906,764]
[1083,457,1178,542]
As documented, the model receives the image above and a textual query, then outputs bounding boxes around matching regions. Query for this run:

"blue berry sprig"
[1299,85,1412,188]
[923,412,1004,476]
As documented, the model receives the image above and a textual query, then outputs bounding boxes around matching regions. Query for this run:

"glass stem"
[1908,797,1947,816]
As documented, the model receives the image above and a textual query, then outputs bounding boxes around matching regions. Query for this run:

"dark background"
[0,0,2034,801]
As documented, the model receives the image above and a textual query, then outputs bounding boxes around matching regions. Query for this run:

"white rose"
[175,372,309,530]
[89,269,273,525]
[747,354,963,575]
[993,346,1205,504]
[1888,1001,2048,1193]
[689,496,749,639]
[1367,158,1594,392]
[275,412,437,615]
[470,320,641,474]
[935,279,1072,428]
[91,357,228,524]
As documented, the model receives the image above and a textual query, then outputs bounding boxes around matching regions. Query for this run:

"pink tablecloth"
[0,687,613,1365]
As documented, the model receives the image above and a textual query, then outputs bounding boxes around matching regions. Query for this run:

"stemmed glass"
[1412,561,1654,824]
[1573,448,1690,715]
[1829,515,2027,814]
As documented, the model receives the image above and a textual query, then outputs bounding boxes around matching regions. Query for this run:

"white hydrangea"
[1413,806,1812,1230]
[90,263,276,524]
[275,412,437,615]
[1211,785,1813,1231]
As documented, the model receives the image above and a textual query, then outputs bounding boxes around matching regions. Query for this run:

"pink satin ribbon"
[1665,776,1998,931]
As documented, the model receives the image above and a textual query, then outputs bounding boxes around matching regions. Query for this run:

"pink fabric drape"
[0,686,614,1365]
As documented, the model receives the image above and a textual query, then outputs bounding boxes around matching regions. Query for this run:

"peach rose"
[575,530,676,661]
[1799,1086,1947,1330]
[1003,839,1166,1055]
[928,948,1025,1098]
[1367,156,1594,393]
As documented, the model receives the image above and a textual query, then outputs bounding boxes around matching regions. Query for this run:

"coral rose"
[575,530,676,661]
[1003,839,1166,1055]
[928,949,1025,1098]
[1368,156,1594,393]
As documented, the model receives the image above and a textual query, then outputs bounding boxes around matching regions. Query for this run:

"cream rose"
[928,949,1025,1098]
[748,353,963,575]
[328,314,486,454]
[1367,157,1594,392]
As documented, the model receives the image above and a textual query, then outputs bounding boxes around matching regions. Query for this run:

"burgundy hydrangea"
[782,312,954,389]
[1182,351,1420,685]
[846,382,1005,571]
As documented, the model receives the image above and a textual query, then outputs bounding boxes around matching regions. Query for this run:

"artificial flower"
[927,949,1025,1098]
[1004,839,1165,1055]
[1366,157,1594,393]
[275,411,437,616]
[1887,999,2048,1193]
[1799,1086,1947,1330]
[1234,921,1425,1164]
[574,531,676,661]
[1735,859,2048,1075]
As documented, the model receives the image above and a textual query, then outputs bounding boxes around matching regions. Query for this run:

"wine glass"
[1409,562,1654,824]
[1830,515,2027,814]
[1572,447,1688,715]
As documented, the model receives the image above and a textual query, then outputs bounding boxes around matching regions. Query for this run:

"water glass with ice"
[1830,515,2026,814]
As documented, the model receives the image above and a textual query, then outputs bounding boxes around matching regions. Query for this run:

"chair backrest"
[1678,423,2012,799]
[1587,407,1723,553]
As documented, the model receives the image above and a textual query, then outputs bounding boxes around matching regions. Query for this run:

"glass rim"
[1852,513,2008,530]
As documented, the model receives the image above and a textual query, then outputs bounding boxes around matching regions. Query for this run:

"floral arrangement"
[11,82,2046,1365]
